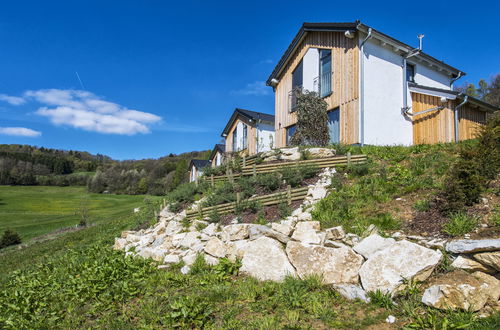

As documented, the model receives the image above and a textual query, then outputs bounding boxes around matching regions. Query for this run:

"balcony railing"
[314,71,332,98]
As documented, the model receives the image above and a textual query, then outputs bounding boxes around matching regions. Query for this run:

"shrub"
[278,202,291,218]
[235,200,261,215]
[0,229,22,249]
[256,173,282,192]
[414,199,431,212]
[168,182,199,204]
[208,209,221,223]
[367,290,393,309]
[442,212,478,237]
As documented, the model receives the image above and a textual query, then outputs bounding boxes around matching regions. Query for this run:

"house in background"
[266,21,497,147]
[221,108,275,156]
[209,144,226,167]
[188,159,210,182]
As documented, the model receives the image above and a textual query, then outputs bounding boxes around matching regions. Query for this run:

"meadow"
[0,185,147,241]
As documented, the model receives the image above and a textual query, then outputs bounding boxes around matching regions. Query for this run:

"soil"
[219,200,303,226]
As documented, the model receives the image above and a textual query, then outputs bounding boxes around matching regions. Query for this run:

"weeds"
[0,229,22,249]
[442,212,478,237]
[414,199,431,212]
[368,290,394,309]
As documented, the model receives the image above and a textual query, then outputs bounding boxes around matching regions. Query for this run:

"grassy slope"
[0,185,146,241]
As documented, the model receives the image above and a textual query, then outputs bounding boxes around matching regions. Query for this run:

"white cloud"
[0,127,41,137]
[25,89,161,135]
[257,59,273,65]
[231,81,270,96]
[0,94,26,105]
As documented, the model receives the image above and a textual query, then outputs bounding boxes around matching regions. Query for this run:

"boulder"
[164,254,180,264]
[222,224,251,241]
[226,240,249,262]
[150,234,167,248]
[422,270,490,311]
[279,147,301,161]
[286,241,363,285]
[125,233,142,243]
[451,256,496,274]
[291,221,324,244]
[165,221,183,236]
[472,271,500,304]
[204,237,227,258]
[333,284,370,303]
[113,238,127,250]
[159,207,175,218]
[182,251,198,266]
[249,225,290,244]
[202,223,218,236]
[353,234,396,259]
[325,226,345,240]
[296,212,313,221]
[473,251,500,272]
[359,240,442,294]
[446,239,500,254]
[342,233,361,247]
[240,237,296,282]
[171,233,186,248]
[204,253,220,266]
[307,148,335,158]
[180,265,190,275]
[309,186,328,200]
[137,247,166,262]
[271,223,293,236]
[179,231,202,249]
[159,236,173,251]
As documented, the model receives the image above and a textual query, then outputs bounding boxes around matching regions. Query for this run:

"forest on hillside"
[0,144,209,195]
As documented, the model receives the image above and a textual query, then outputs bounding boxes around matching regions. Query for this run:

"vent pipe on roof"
[417,34,424,50]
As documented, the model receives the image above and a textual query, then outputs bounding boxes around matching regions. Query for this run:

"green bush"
[256,173,282,192]
[0,229,22,249]
[442,212,478,237]
[168,182,199,204]
[414,199,431,212]
[278,202,292,218]
[166,296,213,328]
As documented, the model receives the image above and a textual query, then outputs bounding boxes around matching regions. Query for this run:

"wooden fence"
[185,185,308,220]
[203,153,367,185]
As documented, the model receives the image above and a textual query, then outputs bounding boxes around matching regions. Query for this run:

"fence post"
[347,152,352,166]
[253,164,257,178]
[228,167,234,184]
[287,185,292,205]
[236,192,241,204]
[243,155,246,167]
[198,203,203,219]
[211,174,214,187]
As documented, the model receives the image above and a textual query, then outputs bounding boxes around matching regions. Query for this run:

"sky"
[0,0,499,160]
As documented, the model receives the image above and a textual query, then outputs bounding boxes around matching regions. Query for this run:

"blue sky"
[0,0,498,160]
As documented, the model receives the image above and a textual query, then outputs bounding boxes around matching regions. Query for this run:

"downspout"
[454,95,468,142]
[359,27,372,146]
[450,71,464,90]
[402,48,421,113]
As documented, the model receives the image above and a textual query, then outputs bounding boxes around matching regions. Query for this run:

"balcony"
[314,71,332,98]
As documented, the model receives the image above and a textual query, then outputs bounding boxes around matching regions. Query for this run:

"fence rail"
[185,185,308,220]
[203,153,367,185]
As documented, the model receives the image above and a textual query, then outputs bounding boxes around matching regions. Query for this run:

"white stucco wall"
[412,61,451,89]
[256,122,275,152]
[362,38,413,145]
[302,48,319,92]
[233,121,245,151]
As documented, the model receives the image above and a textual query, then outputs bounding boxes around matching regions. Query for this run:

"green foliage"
[208,209,221,223]
[414,199,431,212]
[289,89,330,146]
[256,173,282,192]
[278,202,292,218]
[442,212,478,237]
[368,290,394,309]
[168,182,199,205]
[235,200,262,215]
[0,229,22,249]
[279,164,319,188]
[213,258,241,280]
[166,296,213,328]
[368,213,401,232]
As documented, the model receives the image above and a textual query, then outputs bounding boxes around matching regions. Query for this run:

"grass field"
[0,185,148,241]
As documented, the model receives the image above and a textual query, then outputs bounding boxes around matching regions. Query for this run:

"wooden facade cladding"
[274,31,360,147]
[224,117,257,155]
[411,92,487,144]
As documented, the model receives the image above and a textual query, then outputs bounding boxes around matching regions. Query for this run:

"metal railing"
[314,71,332,98]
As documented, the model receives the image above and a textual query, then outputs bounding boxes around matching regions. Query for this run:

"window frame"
[319,48,332,98]
[406,63,416,83]
[285,124,297,146]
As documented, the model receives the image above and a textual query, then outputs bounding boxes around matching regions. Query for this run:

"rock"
[324,240,348,248]
[249,225,290,244]
[204,253,220,266]
[182,252,198,266]
[309,186,328,200]
[359,240,442,294]
[279,147,301,161]
[472,271,500,304]
[202,223,218,236]
[180,265,190,275]
[204,237,227,258]
[153,223,166,236]
[451,256,496,274]
[362,224,379,237]
[189,220,208,232]
[157,265,170,270]
[121,230,135,238]
[325,226,345,240]
[150,234,167,248]
[291,221,324,244]
[446,239,500,254]
[165,221,183,236]
[138,235,154,246]
[125,233,142,243]
[271,223,293,236]
[226,240,249,262]
[137,247,165,262]
[286,241,363,285]
[342,233,361,246]
[159,237,173,251]
[307,147,335,158]
[171,233,187,248]
[179,231,202,249]
[159,207,174,218]
[113,238,127,250]
[386,315,396,324]
[222,224,251,241]
[333,284,370,303]
[240,237,296,282]
[353,234,396,259]
[473,251,500,271]
[164,254,180,264]
[422,270,490,311]
[296,212,313,221]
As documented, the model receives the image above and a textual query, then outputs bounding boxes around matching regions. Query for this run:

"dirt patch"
[219,200,303,226]
[405,207,449,237]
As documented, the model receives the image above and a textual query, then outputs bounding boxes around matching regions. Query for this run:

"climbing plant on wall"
[290,89,330,146]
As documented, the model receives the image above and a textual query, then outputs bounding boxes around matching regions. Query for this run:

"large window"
[232,129,237,151]
[290,61,303,113]
[319,49,332,97]
[286,125,296,146]
[406,63,415,83]
[242,124,248,149]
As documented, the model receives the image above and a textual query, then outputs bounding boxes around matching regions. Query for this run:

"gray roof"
[221,108,275,136]
[189,159,211,169]
[209,144,226,161]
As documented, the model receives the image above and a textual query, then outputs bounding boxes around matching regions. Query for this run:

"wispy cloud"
[160,123,214,133]
[0,94,26,105]
[257,59,273,65]
[0,127,41,137]
[23,89,161,135]
[231,81,271,96]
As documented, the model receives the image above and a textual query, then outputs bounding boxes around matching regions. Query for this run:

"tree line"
[456,73,500,107]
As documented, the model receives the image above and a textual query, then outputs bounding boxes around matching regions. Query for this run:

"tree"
[289,89,330,146]
[456,74,500,107]
[0,229,22,249]
[170,159,188,191]
[484,74,500,107]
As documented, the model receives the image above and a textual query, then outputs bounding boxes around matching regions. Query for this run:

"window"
[232,129,237,151]
[292,60,303,89]
[242,124,248,149]
[319,49,332,97]
[286,125,296,146]
[406,63,415,83]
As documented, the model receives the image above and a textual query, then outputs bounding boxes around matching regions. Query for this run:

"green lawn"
[0,185,148,241]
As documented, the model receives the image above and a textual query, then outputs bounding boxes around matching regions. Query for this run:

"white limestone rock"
[291,221,323,244]
[279,147,301,161]
[180,265,190,275]
[204,237,227,258]
[240,237,296,282]
[226,240,249,262]
[325,226,345,240]
[473,251,500,272]
[203,253,220,266]
[271,223,293,236]
[171,233,187,248]
[353,234,396,259]
[286,241,363,285]
[113,238,127,250]
[222,224,251,241]
[202,223,219,236]
[248,225,290,244]
[359,240,442,294]
[333,284,370,303]
[451,256,496,274]
[137,247,166,262]
[179,231,202,249]
[165,221,183,236]
[446,239,500,254]
[163,254,180,264]
[307,148,335,158]
[182,251,198,266]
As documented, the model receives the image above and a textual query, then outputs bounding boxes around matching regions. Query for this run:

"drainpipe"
[359,27,372,146]
[454,95,468,142]
[402,48,421,113]
[450,71,464,90]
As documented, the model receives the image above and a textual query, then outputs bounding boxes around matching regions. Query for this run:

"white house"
[188,159,210,183]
